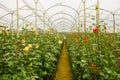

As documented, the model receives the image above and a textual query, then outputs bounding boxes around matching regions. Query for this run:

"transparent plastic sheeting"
[0,0,120,32]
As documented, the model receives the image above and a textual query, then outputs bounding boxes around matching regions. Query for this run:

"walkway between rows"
[54,41,73,80]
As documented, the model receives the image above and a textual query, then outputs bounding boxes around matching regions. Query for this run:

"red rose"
[84,36,88,42]
[93,28,99,33]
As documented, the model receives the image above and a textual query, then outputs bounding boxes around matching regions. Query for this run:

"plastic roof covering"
[0,0,120,32]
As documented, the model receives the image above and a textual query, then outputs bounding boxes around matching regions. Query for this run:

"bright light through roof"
[0,0,120,32]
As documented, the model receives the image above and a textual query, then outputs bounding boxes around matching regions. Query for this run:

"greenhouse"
[0,0,120,80]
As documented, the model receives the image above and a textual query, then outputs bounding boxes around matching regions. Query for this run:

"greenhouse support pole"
[77,12,80,32]
[96,0,101,65]
[96,0,100,28]
[35,0,38,28]
[82,0,86,33]
[112,13,115,33]
[11,13,13,34]
[43,12,45,33]
[16,0,19,35]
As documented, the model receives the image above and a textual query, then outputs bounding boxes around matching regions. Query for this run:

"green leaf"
[83,73,90,79]
[104,67,112,74]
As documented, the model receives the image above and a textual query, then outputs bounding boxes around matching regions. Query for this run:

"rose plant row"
[66,28,120,80]
[0,29,64,80]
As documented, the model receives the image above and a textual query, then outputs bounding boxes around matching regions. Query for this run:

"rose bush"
[66,32,120,80]
[0,29,64,80]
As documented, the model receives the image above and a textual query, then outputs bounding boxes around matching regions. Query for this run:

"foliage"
[0,29,63,80]
[66,31,120,80]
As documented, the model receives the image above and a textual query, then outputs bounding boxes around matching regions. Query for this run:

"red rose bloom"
[93,28,99,33]
[84,36,88,42]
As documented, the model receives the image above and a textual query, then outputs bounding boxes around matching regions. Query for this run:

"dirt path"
[54,41,73,80]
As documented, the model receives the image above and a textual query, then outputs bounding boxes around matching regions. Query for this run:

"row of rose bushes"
[66,29,120,80]
[0,30,64,80]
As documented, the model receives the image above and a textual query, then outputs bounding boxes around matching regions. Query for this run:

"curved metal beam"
[48,11,76,22]
[54,24,72,32]
[51,17,74,26]
[45,3,78,14]
[53,21,73,28]
[52,19,74,28]
[54,22,72,28]
[0,13,10,19]
[54,24,72,29]
[22,0,48,24]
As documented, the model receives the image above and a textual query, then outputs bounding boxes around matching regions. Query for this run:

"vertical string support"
[16,0,19,35]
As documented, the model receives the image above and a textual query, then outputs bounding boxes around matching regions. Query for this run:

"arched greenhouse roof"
[0,0,120,32]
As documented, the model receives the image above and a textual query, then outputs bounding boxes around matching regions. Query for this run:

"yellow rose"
[23,46,29,52]
[58,40,62,44]
[28,44,32,48]
[35,45,39,49]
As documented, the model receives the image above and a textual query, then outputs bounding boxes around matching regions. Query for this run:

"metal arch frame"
[8,12,49,31]
[47,11,77,28]
[48,11,76,22]
[22,0,50,25]
[0,3,46,31]
[52,19,77,32]
[45,11,76,29]
[51,17,74,26]
[54,24,72,29]
[0,5,26,26]
[51,18,74,29]
[0,19,10,26]
[44,3,78,14]
[22,13,48,23]
[85,8,119,33]
[54,23,73,32]
[53,21,74,28]
[0,0,120,32]
[22,0,56,32]
[54,22,73,28]
[12,16,49,28]
[0,17,10,25]
[43,3,79,31]
[54,24,72,32]
[77,5,120,33]
[0,2,77,32]
[53,21,73,28]
[0,18,11,23]
[0,13,11,19]
[54,24,72,30]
